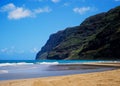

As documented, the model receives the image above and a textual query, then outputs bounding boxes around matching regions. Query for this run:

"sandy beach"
[0,63,120,86]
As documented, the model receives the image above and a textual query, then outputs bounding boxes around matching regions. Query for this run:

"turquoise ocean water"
[0,60,119,81]
[0,60,118,64]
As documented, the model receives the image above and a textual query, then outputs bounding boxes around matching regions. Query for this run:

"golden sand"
[0,63,120,86]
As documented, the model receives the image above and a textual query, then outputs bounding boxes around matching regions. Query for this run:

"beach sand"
[0,63,120,86]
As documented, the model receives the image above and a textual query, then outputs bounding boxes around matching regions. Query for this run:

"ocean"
[0,60,119,81]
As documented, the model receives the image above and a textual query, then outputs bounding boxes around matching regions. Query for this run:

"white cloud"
[0,48,8,53]
[1,3,32,19]
[8,7,32,19]
[0,3,52,20]
[1,3,15,11]
[0,47,26,55]
[51,0,60,3]
[0,46,38,55]
[31,48,39,53]
[0,46,15,54]
[34,7,52,13]
[73,7,91,15]
[63,3,70,7]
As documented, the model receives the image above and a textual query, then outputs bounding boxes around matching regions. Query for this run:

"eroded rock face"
[36,6,120,60]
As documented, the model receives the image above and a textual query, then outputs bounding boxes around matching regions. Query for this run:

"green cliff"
[36,6,120,60]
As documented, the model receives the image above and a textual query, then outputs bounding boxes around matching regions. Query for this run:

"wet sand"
[0,62,120,86]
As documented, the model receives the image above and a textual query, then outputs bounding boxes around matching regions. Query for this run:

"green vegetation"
[36,6,120,60]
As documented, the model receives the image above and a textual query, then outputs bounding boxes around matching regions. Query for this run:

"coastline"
[0,63,120,86]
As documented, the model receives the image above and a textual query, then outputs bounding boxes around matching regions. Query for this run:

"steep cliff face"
[79,6,120,60]
[36,6,120,60]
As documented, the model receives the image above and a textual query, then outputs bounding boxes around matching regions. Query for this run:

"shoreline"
[0,62,120,81]
[0,62,120,86]
[0,69,120,86]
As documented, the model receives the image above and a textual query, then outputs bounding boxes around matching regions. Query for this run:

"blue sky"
[0,0,120,60]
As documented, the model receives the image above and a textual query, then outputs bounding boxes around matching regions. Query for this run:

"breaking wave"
[0,62,59,67]
[37,62,59,65]
[0,62,34,67]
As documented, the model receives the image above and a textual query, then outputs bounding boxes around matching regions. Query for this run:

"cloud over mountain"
[73,7,91,15]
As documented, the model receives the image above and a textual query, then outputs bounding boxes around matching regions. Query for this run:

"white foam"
[0,62,33,67]
[38,62,59,65]
[0,70,8,74]
[0,63,14,67]
[0,62,59,67]
[16,62,33,65]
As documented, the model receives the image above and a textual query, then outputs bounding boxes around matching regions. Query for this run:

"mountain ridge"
[36,6,120,60]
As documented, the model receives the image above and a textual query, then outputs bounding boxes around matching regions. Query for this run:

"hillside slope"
[36,6,120,60]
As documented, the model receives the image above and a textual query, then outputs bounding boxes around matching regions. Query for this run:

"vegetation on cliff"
[36,6,120,60]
